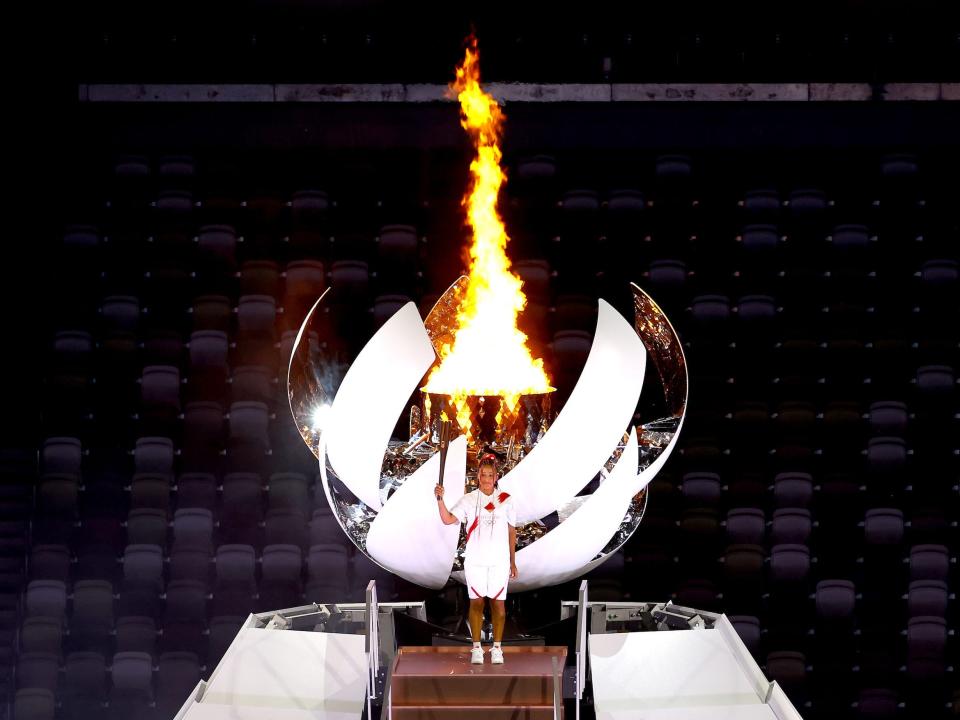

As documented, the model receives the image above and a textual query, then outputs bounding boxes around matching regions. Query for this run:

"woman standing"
[435,453,518,664]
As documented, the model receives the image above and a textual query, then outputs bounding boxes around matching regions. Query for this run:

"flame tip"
[426,34,551,401]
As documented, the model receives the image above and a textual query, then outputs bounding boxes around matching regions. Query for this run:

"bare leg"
[469,598,485,643]
[491,600,506,643]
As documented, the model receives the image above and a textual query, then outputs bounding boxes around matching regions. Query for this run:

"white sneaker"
[470,647,484,664]
[491,646,504,664]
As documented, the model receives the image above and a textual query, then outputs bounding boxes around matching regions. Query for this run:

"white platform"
[589,627,800,720]
[183,706,359,720]
[591,707,777,720]
[182,627,367,720]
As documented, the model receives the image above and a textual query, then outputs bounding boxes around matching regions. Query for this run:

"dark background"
[1,2,958,718]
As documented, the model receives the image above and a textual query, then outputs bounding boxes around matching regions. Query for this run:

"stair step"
[391,704,557,720]
[391,646,566,709]
[392,674,554,706]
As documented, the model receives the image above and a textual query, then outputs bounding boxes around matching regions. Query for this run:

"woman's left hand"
[510,564,519,579]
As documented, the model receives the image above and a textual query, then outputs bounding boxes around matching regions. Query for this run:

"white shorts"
[465,563,510,600]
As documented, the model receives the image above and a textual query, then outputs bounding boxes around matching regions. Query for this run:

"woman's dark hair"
[477,453,499,480]
[478,452,497,466]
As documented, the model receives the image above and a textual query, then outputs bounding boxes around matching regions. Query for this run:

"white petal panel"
[510,430,639,591]
[513,413,687,590]
[366,436,468,589]
[499,300,647,523]
[324,303,436,510]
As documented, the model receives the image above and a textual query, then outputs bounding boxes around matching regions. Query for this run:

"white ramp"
[183,706,357,720]
[183,627,367,720]
[590,708,777,720]
[590,630,792,720]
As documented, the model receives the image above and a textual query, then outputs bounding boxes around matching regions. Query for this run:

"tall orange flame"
[424,35,553,418]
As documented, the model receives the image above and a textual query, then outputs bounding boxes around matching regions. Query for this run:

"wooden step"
[391,704,556,720]
[390,646,565,715]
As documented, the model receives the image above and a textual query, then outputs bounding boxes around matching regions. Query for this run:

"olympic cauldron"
[287,278,687,591]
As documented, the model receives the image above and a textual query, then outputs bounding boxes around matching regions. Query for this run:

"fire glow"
[423,35,553,427]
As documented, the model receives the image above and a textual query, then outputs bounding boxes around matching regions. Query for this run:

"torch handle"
[437,418,451,488]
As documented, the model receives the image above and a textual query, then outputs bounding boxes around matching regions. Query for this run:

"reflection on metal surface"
[632,282,687,418]
[423,276,469,357]
[286,289,331,460]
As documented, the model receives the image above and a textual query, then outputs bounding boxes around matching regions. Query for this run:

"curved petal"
[366,436,468,588]
[514,413,687,590]
[325,303,437,510]
[510,429,639,591]
[511,283,690,589]
[499,300,647,523]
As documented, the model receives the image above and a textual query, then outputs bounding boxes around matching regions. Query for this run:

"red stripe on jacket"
[465,515,479,543]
